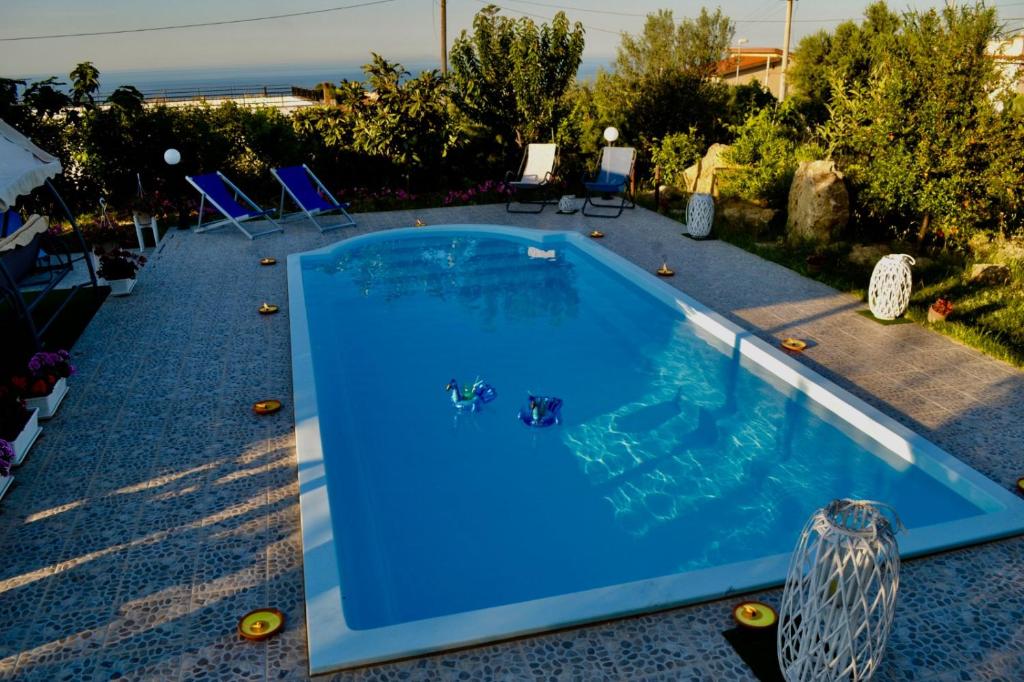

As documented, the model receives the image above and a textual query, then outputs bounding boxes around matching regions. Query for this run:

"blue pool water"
[295,229,991,633]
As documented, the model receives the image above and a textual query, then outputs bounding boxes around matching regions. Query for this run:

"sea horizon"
[11,57,614,97]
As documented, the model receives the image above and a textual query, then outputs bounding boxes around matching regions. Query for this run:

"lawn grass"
[642,193,1024,368]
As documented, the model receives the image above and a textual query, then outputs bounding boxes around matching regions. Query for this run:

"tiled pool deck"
[1,204,1022,680]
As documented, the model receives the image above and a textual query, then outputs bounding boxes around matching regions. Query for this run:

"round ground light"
[238,608,284,641]
[258,303,279,315]
[733,601,777,629]
[260,257,277,266]
[252,399,282,415]
[656,263,675,277]
[781,338,808,352]
[589,229,604,239]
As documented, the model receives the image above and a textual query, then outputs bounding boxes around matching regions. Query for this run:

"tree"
[106,86,145,116]
[592,7,734,153]
[22,78,71,118]
[821,3,1006,242]
[790,2,900,122]
[339,55,451,181]
[612,8,733,82]
[70,61,101,108]
[449,5,584,159]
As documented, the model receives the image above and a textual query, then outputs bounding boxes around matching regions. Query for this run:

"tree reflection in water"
[313,235,580,328]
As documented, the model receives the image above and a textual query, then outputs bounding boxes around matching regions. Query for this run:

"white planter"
[0,475,12,502]
[108,277,137,296]
[26,377,68,420]
[11,408,41,466]
[685,193,715,238]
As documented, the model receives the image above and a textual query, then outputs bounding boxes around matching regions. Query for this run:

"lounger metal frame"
[271,164,356,233]
[187,172,283,240]
[582,147,638,219]
[505,144,559,214]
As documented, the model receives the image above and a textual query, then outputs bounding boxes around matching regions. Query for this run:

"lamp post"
[735,38,748,80]
[603,126,619,145]
[163,148,186,229]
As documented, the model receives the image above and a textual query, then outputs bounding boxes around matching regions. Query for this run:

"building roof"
[715,48,789,77]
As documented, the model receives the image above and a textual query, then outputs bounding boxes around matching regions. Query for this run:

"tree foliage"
[820,2,1013,241]
[592,8,734,155]
[724,104,820,207]
[70,61,101,108]
[449,4,584,161]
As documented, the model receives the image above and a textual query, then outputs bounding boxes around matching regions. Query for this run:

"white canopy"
[0,119,62,211]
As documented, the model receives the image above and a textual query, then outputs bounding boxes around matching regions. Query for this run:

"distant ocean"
[18,59,611,98]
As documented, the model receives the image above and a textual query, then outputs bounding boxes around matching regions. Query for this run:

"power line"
[472,0,622,35]
[0,0,399,42]
[499,0,643,17]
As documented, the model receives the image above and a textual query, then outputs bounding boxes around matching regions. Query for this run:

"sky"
[1,0,1014,79]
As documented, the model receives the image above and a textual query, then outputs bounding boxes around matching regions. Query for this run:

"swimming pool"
[288,226,1024,673]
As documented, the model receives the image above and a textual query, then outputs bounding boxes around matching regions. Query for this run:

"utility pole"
[440,0,448,76]
[779,0,795,100]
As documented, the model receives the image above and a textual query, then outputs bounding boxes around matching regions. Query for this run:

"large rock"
[786,160,850,244]
[682,144,733,196]
[970,263,1011,285]
[717,199,778,238]
[847,244,891,268]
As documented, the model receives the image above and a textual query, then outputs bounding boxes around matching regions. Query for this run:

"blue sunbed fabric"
[584,175,627,193]
[1,208,23,238]
[190,173,270,219]
[275,166,336,213]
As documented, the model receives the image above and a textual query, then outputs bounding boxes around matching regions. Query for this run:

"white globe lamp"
[603,126,619,144]
[163,148,181,166]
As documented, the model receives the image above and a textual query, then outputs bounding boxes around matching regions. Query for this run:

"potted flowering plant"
[928,297,954,323]
[0,440,14,501]
[94,246,146,296]
[0,383,40,466]
[13,350,75,419]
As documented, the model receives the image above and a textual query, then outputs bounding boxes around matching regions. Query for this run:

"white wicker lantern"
[867,254,915,320]
[685,193,715,239]
[778,499,903,682]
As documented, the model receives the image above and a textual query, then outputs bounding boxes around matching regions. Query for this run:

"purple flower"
[0,440,13,477]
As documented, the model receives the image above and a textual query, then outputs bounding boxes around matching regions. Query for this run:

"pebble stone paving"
[0,203,1022,681]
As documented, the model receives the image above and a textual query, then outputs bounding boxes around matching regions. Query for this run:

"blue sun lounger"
[186,172,283,240]
[271,164,355,233]
[582,146,637,218]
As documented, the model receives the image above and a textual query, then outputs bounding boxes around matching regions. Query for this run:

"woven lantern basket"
[867,254,915,320]
[778,499,903,682]
[685,193,715,238]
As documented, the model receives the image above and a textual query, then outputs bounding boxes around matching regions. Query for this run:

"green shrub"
[722,106,820,207]
[650,129,702,188]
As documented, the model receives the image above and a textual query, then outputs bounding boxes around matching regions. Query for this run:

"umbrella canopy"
[0,119,62,211]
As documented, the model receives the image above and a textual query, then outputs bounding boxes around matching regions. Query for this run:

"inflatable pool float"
[445,378,497,413]
[518,395,562,427]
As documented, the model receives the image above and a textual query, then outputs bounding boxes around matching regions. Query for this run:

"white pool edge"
[288,225,1024,675]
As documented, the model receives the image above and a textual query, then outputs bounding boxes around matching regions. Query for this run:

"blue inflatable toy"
[518,394,563,427]
[445,378,497,413]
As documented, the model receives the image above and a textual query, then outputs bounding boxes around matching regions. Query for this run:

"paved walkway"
[0,204,1021,680]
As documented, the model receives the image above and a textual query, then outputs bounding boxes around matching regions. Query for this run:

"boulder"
[717,199,778,238]
[970,263,1012,285]
[682,144,733,196]
[847,244,891,268]
[786,160,850,244]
